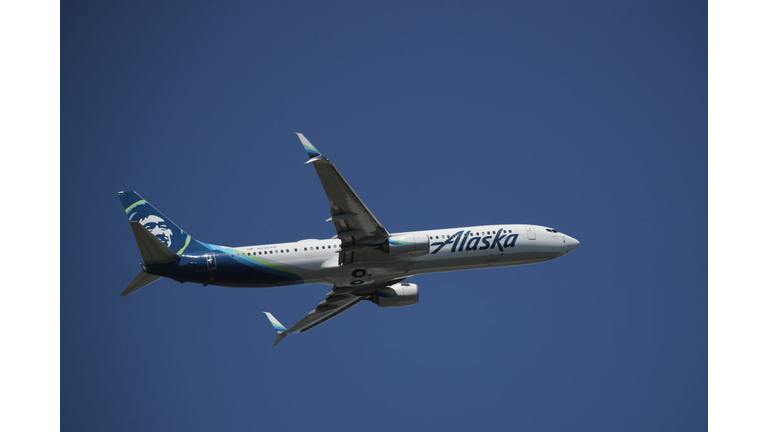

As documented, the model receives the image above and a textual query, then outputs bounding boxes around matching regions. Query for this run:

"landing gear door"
[205,252,217,270]
[526,226,536,240]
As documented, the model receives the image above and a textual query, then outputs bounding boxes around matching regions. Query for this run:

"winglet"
[295,133,324,162]
[263,312,287,332]
[263,312,288,346]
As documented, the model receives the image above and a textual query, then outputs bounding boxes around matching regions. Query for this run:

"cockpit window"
[546,228,559,233]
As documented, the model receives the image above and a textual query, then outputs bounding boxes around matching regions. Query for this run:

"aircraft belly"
[320,262,410,286]
[406,247,561,275]
[407,255,490,274]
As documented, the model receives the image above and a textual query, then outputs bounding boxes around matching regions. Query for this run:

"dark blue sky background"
[61,1,706,430]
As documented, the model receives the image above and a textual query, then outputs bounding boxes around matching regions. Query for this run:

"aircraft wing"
[263,278,405,346]
[296,133,391,264]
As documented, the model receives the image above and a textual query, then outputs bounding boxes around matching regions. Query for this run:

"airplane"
[118,133,580,346]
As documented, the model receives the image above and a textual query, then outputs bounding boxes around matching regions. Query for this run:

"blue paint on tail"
[118,191,210,255]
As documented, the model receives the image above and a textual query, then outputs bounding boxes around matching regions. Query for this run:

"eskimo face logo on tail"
[139,214,175,248]
[430,228,519,254]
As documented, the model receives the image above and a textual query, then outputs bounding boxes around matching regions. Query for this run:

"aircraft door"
[486,230,502,265]
[527,226,536,240]
[205,252,217,270]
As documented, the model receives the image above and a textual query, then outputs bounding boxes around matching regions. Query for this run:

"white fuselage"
[219,224,579,287]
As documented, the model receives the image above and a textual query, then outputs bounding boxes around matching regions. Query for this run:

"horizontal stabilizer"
[130,221,179,265]
[121,271,162,296]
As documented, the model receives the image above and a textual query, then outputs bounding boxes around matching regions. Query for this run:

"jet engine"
[370,283,419,308]
[383,233,430,257]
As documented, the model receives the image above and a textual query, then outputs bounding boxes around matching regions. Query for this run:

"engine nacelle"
[371,283,419,308]
[383,233,430,257]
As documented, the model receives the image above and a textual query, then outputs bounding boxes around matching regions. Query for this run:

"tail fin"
[118,191,208,255]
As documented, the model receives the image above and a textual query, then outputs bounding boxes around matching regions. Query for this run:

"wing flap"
[263,278,407,345]
[296,133,390,265]
[299,296,365,333]
[284,290,366,334]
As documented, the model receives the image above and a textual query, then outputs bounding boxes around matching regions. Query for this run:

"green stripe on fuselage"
[231,248,298,276]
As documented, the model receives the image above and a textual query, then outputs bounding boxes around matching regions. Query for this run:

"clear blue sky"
[61,1,706,430]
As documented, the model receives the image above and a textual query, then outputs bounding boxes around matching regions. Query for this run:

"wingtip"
[272,333,287,347]
[295,133,322,160]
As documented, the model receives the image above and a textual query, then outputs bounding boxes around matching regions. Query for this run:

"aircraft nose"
[563,235,580,253]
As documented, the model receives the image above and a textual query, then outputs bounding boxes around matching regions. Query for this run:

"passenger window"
[304,247,307,251]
